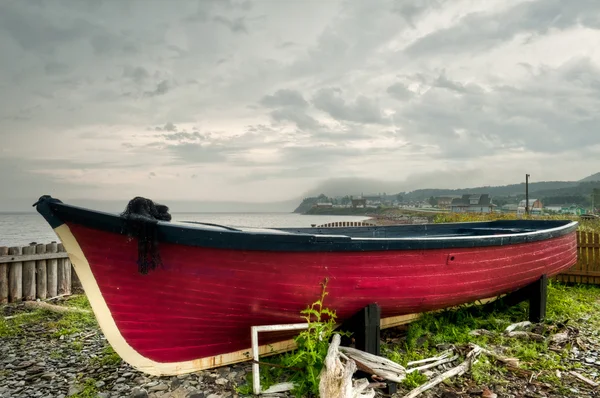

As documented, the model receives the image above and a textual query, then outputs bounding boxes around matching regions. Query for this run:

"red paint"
[67,223,577,364]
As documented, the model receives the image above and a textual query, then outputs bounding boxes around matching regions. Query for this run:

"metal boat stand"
[339,303,397,396]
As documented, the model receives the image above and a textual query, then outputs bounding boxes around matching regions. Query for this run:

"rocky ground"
[1,283,600,398]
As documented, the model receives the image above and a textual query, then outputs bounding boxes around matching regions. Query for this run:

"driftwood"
[402,346,482,398]
[338,345,407,383]
[469,329,496,337]
[469,344,520,368]
[407,349,454,367]
[550,331,570,344]
[23,300,90,314]
[319,334,375,398]
[569,371,599,388]
[505,321,532,333]
[505,331,546,342]
[407,354,459,373]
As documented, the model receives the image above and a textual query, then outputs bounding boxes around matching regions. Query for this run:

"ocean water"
[0,212,371,247]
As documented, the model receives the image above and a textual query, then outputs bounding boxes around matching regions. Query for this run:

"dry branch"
[319,334,375,398]
[23,300,90,314]
[505,321,532,333]
[569,371,599,388]
[402,346,482,398]
[407,354,459,373]
[406,350,454,367]
[505,331,545,342]
[469,329,495,337]
[338,345,407,384]
[469,344,520,368]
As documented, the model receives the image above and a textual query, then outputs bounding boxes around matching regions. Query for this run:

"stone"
[96,380,106,388]
[116,377,126,383]
[67,385,82,396]
[129,387,149,398]
[40,372,57,380]
[187,393,205,398]
[148,383,169,392]
[171,379,182,390]
[215,378,228,386]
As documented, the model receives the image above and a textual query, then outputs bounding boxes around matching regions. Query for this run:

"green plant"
[280,278,351,397]
[402,371,428,389]
[238,279,351,397]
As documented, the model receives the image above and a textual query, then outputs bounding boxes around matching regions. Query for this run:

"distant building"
[314,202,333,208]
[501,204,519,213]
[517,199,543,215]
[436,196,457,209]
[450,194,495,213]
[351,198,366,208]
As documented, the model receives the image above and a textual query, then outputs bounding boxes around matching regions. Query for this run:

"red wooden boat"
[34,195,578,376]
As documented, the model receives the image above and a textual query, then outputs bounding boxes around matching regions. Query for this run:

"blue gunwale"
[34,196,579,252]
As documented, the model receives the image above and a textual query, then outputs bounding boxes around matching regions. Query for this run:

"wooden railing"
[0,242,75,303]
[555,231,600,285]
[1,231,599,303]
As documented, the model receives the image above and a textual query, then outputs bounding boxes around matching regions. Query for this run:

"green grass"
[91,345,122,367]
[70,377,98,398]
[382,281,600,390]
[0,295,97,339]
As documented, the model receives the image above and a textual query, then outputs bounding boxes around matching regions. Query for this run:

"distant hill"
[580,172,600,182]
[294,172,600,213]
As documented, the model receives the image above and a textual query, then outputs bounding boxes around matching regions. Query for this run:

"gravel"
[0,319,253,398]
[2,300,600,398]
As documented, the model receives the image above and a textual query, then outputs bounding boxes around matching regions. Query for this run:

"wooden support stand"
[339,303,397,396]
[484,274,548,323]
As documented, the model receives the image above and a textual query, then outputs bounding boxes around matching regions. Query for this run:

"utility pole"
[525,174,530,215]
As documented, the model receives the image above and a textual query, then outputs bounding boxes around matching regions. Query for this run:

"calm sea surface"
[0,212,370,247]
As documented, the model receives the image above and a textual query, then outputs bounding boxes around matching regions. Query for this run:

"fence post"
[22,243,36,301]
[36,243,47,300]
[46,242,58,297]
[57,243,71,295]
[0,247,8,304]
[8,246,23,302]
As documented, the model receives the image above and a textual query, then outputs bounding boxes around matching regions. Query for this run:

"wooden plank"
[57,243,71,295]
[0,247,8,304]
[46,242,58,298]
[559,270,600,277]
[592,234,600,271]
[0,252,70,263]
[22,244,36,301]
[35,243,47,300]
[8,246,23,302]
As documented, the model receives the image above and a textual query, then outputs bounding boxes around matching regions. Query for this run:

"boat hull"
[52,219,577,375]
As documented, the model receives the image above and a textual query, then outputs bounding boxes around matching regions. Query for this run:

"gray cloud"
[213,15,249,34]
[1,0,600,205]
[260,89,308,108]
[387,82,413,101]
[405,0,600,57]
[312,88,387,124]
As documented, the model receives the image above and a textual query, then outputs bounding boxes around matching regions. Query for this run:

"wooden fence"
[554,231,600,285]
[0,242,78,304]
[1,231,599,303]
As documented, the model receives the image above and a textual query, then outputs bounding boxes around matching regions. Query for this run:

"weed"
[91,345,122,367]
[70,377,98,398]
[0,309,54,338]
[237,279,350,398]
[382,282,600,391]
[402,371,428,389]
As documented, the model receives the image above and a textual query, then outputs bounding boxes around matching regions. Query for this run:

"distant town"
[294,173,600,217]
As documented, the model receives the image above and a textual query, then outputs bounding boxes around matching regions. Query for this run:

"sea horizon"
[0,211,371,247]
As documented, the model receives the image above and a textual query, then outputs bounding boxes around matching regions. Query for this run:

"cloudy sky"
[1,0,600,210]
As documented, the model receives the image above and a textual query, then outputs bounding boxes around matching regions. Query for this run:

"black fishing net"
[120,197,172,274]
